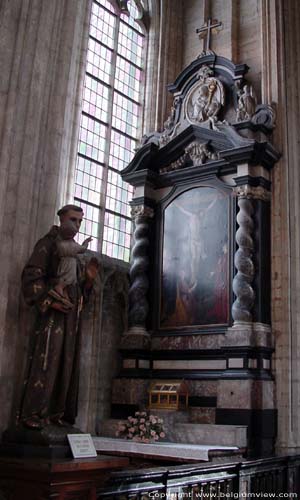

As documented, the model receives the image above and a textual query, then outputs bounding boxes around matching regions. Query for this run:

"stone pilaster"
[272,0,300,455]
[143,0,183,133]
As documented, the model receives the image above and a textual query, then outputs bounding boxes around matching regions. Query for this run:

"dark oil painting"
[160,186,229,329]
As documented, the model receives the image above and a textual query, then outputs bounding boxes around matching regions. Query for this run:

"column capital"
[234,184,271,202]
[131,204,155,219]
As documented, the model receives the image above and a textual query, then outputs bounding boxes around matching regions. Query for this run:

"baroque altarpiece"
[112,51,280,456]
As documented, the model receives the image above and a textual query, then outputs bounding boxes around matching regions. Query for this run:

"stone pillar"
[232,186,255,325]
[224,183,275,456]
[121,204,154,349]
[0,0,91,434]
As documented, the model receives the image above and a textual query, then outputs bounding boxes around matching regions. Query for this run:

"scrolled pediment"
[122,53,280,187]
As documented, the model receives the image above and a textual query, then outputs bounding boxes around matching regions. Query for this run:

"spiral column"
[232,187,255,323]
[127,205,154,339]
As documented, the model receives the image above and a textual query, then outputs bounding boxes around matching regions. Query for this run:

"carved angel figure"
[237,84,257,121]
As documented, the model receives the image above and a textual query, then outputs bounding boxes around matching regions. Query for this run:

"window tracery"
[74,0,146,261]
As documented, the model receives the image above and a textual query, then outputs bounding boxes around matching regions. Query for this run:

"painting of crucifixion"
[160,186,230,329]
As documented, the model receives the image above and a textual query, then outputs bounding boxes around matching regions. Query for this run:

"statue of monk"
[19,204,99,429]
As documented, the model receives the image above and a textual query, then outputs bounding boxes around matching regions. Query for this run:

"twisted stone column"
[232,188,255,323]
[126,205,154,343]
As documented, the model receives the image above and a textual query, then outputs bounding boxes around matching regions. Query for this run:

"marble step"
[93,436,242,463]
[170,423,247,448]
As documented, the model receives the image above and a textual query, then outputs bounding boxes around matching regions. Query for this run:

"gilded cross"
[196,18,222,53]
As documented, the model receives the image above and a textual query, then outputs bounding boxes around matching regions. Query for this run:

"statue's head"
[59,220,78,240]
[57,205,83,233]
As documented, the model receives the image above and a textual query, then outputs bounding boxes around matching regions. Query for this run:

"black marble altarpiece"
[122,52,279,337]
[119,47,280,457]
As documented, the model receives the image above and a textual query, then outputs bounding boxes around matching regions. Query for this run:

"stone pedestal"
[1,422,84,459]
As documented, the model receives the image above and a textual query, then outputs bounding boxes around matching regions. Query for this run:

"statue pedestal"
[0,454,129,500]
[1,422,84,458]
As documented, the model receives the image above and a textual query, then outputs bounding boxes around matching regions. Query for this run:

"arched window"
[74,0,146,261]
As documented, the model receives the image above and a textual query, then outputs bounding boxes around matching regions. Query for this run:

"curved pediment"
[121,52,279,188]
[122,123,280,187]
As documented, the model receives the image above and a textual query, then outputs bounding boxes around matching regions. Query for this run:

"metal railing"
[97,455,300,499]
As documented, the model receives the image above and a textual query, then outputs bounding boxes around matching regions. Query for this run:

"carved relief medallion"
[185,66,225,126]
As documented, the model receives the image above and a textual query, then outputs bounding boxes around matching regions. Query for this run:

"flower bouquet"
[116,411,166,443]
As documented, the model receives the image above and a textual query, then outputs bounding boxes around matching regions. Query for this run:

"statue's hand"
[82,236,93,247]
[51,301,73,313]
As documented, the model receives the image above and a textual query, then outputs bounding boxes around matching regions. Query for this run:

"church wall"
[143,0,184,134]
[182,0,261,97]
[0,0,93,435]
[272,0,300,454]
[0,0,132,438]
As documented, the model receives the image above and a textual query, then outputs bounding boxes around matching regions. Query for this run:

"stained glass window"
[74,0,146,261]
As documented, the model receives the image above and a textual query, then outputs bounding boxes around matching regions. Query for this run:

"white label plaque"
[67,434,97,458]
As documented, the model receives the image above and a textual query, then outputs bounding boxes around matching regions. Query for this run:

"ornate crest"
[159,141,219,173]
[185,141,219,166]
[185,66,225,126]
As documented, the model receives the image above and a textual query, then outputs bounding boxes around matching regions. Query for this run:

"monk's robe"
[20,225,90,424]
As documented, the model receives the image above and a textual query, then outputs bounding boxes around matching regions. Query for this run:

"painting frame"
[154,182,234,334]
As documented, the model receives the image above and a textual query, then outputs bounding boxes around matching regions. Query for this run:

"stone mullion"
[232,189,255,324]
[97,9,120,253]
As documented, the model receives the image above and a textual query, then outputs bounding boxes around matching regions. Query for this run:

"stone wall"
[272,0,300,454]
[77,257,129,434]
[181,0,262,102]
[0,0,92,434]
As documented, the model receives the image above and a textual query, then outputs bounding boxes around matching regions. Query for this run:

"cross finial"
[196,18,222,54]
